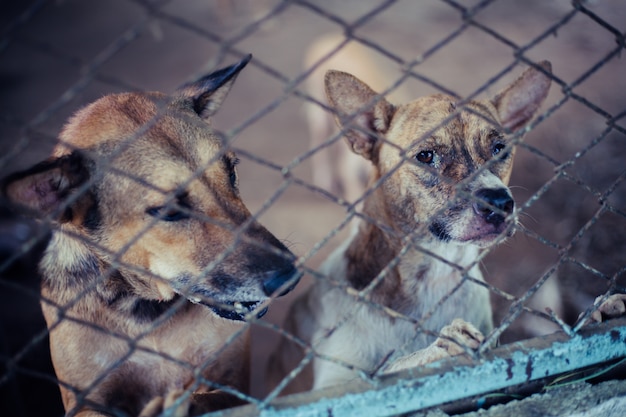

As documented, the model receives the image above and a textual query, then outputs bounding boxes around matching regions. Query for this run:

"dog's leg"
[138,397,167,417]
[306,100,340,195]
[337,147,370,204]
[137,388,248,416]
[383,319,484,373]
[138,390,189,417]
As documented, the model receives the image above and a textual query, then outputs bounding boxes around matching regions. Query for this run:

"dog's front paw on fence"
[383,319,484,373]
[435,318,485,355]
[585,294,626,324]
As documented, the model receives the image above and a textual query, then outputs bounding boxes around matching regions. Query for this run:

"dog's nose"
[473,188,514,227]
[262,265,299,297]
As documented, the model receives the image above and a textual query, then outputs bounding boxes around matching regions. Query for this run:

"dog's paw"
[434,318,484,354]
[139,397,164,417]
[582,294,626,324]
[383,319,484,373]
[138,390,190,417]
[164,389,191,417]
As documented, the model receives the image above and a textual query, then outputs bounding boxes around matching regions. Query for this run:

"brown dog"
[2,56,299,416]
[269,61,552,393]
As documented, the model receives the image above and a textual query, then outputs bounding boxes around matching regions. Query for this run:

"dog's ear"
[325,70,395,161]
[492,61,552,132]
[178,54,252,119]
[1,152,90,220]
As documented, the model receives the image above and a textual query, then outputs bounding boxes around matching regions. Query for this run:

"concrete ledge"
[212,318,626,417]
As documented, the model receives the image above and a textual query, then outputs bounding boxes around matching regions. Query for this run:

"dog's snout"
[262,265,299,297]
[473,188,514,227]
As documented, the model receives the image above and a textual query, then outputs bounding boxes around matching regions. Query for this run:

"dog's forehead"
[99,152,228,217]
[388,94,500,148]
[58,92,219,148]
[56,92,163,153]
[56,91,224,163]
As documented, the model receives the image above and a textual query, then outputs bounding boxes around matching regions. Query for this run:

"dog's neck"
[344,195,481,314]
[40,229,189,325]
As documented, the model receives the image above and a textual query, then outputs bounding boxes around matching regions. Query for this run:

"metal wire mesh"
[0,1,625,416]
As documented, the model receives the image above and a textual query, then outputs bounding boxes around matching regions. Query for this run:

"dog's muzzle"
[187,265,300,322]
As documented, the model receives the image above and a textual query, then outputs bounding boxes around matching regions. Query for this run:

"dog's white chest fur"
[309,233,492,389]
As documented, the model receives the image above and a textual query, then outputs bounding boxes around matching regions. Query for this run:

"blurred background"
[0,1,625,415]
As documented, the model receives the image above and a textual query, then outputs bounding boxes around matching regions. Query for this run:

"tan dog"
[270,61,552,393]
[1,56,299,416]
[304,33,412,203]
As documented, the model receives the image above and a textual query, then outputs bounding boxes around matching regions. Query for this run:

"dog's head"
[325,62,552,247]
[2,56,298,321]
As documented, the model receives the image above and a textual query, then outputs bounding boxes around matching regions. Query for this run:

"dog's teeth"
[190,296,201,304]
[234,302,244,312]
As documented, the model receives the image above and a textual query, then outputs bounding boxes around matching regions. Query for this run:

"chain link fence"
[1,1,625,416]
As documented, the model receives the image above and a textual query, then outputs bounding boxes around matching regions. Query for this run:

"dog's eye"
[416,150,435,164]
[229,170,238,188]
[146,206,189,222]
[224,155,239,189]
[146,195,191,222]
[492,143,508,158]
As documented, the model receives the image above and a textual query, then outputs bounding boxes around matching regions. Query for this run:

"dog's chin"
[430,219,515,248]
[459,223,515,248]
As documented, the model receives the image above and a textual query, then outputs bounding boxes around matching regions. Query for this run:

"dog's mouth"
[429,216,515,246]
[208,300,268,321]
[186,296,268,321]
[175,266,300,322]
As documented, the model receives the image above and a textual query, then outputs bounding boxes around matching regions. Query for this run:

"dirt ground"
[422,379,626,417]
[0,1,625,416]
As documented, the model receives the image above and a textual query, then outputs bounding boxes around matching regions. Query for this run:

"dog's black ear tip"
[179,54,253,118]
[221,53,253,77]
[181,54,253,93]
[240,53,253,66]
[228,54,252,74]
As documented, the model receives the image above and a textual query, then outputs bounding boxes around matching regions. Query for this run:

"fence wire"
[0,1,625,416]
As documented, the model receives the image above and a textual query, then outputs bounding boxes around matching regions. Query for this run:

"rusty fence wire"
[0,0,625,416]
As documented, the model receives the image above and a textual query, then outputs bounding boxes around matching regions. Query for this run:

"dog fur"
[269,61,553,393]
[1,56,299,416]
[304,33,412,203]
